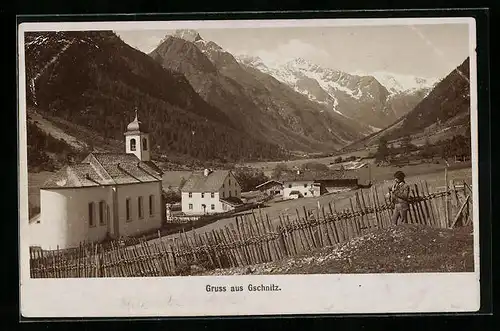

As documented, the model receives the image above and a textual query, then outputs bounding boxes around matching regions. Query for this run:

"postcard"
[18,16,480,317]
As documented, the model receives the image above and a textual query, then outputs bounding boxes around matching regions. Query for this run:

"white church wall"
[32,186,112,250]
[116,181,162,237]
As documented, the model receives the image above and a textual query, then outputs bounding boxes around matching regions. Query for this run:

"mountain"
[24,31,290,166]
[237,55,436,129]
[344,57,470,150]
[149,29,371,153]
[357,71,437,95]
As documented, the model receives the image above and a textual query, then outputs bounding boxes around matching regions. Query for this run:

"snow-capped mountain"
[353,71,438,95]
[148,29,371,152]
[236,54,434,129]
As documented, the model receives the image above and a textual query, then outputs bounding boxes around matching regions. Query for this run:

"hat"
[394,171,405,180]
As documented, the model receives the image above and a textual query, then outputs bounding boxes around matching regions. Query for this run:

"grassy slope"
[200,224,474,275]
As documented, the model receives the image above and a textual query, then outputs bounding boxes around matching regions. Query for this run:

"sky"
[116,23,471,80]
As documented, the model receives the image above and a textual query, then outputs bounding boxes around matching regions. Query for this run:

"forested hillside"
[25,31,290,164]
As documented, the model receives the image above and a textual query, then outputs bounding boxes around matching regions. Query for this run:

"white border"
[19,17,480,317]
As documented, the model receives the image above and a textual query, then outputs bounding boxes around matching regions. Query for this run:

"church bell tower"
[124,107,150,162]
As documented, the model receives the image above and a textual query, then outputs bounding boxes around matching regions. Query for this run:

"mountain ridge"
[236,54,435,129]
[149,30,371,152]
[343,56,471,150]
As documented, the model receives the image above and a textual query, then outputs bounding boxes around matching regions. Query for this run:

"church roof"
[180,170,231,192]
[41,152,162,189]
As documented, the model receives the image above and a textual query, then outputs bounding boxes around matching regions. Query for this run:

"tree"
[421,137,433,159]
[233,167,269,192]
[300,162,328,172]
[272,163,289,180]
[401,135,413,155]
[375,137,389,163]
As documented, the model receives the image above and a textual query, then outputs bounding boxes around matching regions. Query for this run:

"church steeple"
[124,107,150,162]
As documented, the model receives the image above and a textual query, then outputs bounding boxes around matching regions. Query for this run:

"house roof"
[220,196,244,206]
[255,180,283,189]
[279,170,354,182]
[181,170,231,192]
[162,171,193,191]
[42,152,162,189]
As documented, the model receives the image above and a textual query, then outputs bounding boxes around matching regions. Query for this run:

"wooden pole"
[451,195,471,228]
[445,166,449,227]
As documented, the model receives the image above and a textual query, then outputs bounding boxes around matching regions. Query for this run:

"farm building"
[280,170,358,200]
[180,169,243,215]
[255,180,283,196]
[30,109,164,250]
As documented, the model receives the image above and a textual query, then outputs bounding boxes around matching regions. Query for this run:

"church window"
[126,198,131,221]
[142,138,148,151]
[138,196,144,219]
[99,201,106,225]
[149,195,154,216]
[88,202,95,227]
[130,138,136,151]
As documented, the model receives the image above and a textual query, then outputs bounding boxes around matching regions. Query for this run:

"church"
[29,109,164,250]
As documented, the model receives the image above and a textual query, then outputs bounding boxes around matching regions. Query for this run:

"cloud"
[244,39,330,66]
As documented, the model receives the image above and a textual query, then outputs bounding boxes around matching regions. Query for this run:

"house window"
[229,191,232,197]
[126,198,131,221]
[211,204,215,210]
[142,138,148,151]
[201,193,205,198]
[211,192,215,198]
[304,183,308,188]
[304,192,308,196]
[234,190,237,196]
[88,202,95,227]
[229,179,231,186]
[149,195,154,216]
[189,203,193,210]
[99,201,106,225]
[138,196,144,219]
[130,138,136,151]
[202,204,206,212]
[288,184,292,188]
[188,192,192,198]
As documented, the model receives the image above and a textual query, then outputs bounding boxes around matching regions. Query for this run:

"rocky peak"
[171,29,203,43]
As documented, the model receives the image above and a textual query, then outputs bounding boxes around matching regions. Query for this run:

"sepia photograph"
[18,17,480,317]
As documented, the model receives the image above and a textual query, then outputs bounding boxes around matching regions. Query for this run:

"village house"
[180,169,243,215]
[280,170,358,200]
[29,109,164,250]
[255,180,283,197]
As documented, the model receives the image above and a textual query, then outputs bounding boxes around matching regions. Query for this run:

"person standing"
[389,171,410,225]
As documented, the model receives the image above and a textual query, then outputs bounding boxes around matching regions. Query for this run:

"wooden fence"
[29,179,473,278]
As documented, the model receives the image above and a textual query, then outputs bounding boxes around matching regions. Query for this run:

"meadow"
[151,165,473,244]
